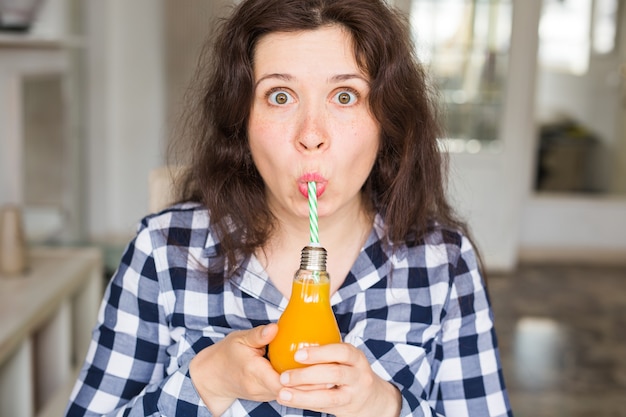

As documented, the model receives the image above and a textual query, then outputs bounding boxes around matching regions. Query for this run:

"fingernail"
[261,325,270,337]
[279,390,292,401]
[294,350,307,362]
[280,372,289,384]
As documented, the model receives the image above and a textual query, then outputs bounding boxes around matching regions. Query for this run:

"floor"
[488,263,626,417]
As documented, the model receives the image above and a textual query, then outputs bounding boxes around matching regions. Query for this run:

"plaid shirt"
[65,203,512,417]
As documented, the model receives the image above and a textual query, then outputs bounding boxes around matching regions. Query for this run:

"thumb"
[258,323,279,345]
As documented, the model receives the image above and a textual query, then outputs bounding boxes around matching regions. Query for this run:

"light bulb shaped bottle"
[268,245,341,373]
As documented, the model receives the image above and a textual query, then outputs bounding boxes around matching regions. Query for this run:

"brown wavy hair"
[171,0,470,276]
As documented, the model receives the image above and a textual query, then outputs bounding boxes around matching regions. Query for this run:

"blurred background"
[0,0,624,416]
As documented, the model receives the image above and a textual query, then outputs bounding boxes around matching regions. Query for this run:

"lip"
[297,173,327,198]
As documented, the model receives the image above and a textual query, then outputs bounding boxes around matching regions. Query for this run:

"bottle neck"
[299,244,327,271]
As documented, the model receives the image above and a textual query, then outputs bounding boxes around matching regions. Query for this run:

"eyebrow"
[254,73,369,88]
[329,73,369,83]
[254,73,293,88]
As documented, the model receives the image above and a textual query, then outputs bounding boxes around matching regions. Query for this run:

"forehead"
[252,25,363,78]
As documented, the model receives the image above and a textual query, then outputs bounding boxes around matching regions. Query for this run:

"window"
[410,0,513,151]
[538,0,618,75]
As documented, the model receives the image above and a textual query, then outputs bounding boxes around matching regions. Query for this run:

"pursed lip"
[297,173,327,198]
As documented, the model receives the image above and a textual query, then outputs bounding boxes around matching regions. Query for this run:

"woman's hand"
[189,324,282,416]
[276,343,402,417]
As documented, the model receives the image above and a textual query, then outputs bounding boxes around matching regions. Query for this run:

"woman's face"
[248,25,380,222]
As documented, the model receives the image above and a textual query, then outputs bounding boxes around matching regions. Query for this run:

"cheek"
[358,135,381,177]
[353,124,381,166]
[248,119,275,161]
[249,142,273,175]
[248,116,271,144]
[249,111,293,149]
[248,135,288,184]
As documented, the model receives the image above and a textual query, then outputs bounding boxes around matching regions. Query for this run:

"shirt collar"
[202,213,395,308]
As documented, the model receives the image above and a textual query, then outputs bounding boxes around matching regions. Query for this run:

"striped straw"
[308,181,319,244]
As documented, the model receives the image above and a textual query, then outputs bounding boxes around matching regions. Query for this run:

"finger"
[277,385,346,411]
[285,383,334,391]
[279,367,336,390]
[259,323,279,343]
[294,342,361,366]
[242,324,278,348]
[281,363,348,388]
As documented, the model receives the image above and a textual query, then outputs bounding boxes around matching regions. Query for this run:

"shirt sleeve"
[63,219,212,417]
[430,235,512,417]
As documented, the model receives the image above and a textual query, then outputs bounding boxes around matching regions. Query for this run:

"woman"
[65,0,512,416]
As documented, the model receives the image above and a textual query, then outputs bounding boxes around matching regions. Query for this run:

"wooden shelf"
[0,33,83,49]
[0,247,102,417]
[0,27,84,240]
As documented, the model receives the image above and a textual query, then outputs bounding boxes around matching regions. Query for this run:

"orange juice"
[268,276,341,373]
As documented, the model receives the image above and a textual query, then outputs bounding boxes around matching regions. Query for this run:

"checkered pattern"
[64,203,512,416]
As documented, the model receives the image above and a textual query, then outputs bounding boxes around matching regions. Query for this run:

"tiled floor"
[488,263,626,417]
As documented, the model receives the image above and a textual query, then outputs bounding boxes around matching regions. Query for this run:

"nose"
[296,109,329,152]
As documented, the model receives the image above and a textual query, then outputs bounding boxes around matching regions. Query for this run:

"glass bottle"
[268,244,342,373]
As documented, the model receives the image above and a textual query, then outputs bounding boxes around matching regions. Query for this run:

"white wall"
[85,0,166,240]
[519,195,626,262]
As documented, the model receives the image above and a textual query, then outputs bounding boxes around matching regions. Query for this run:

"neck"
[272,194,373,251]
[318,204,373,253]
[259,197,374,294]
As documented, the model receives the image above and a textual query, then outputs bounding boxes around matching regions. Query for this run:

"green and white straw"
[308,181,319,244]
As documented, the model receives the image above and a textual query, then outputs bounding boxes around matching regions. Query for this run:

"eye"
[268,90,293,105]
[334,90,358,105]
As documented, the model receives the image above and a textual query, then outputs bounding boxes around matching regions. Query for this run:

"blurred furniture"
[0,0,85,244]
[535,119,602,193]
[149,166,182,213]
[0,0,43,31]
[0,246,102,417]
